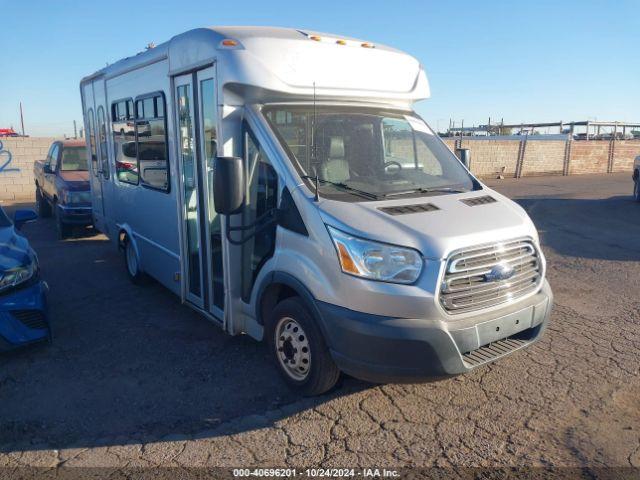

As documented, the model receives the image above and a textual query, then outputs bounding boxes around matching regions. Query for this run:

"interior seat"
[320,136,350,183]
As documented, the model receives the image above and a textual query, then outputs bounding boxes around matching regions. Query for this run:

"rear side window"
[135,93,169,191]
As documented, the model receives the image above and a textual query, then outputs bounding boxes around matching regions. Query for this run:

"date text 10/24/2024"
[233,469,400,478]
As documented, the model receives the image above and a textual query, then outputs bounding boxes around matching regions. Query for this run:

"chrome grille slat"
[440,238,542,314]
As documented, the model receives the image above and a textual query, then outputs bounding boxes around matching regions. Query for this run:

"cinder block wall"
[0,137,56,201]
[445,137,640,178]
[568,141,610,175]
[521,140,565,176]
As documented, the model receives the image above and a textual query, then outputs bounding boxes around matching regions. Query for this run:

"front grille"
[440,238,542,314]
[11,310,47,330]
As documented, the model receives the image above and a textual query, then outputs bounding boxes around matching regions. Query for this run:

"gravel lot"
[0,173,638,471]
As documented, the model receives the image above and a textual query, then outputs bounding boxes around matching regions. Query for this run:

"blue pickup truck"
[33,140,92,238]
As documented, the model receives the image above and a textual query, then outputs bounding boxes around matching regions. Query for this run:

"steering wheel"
[384,161,403,173]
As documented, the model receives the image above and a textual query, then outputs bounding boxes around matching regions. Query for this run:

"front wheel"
[36,188,51,218]
[54,203,72,239]
[634,175,640,202]
[267,297,340,396]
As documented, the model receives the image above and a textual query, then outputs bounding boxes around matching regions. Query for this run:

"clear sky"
[1,0,638,137]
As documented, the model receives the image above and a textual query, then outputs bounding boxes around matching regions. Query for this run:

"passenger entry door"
[174,67,224,319]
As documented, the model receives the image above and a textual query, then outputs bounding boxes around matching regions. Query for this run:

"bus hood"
[317,189,539,260]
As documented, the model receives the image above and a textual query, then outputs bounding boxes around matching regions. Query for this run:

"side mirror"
[43,164,53,174]
[455,148,471,169]
[14,209,38,229]
[214,156,245,214]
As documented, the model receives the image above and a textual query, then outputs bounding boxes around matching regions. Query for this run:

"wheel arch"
[255,271,330,341]
[117,225,142,267]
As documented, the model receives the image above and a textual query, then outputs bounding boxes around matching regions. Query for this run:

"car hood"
[0,225,32,271]
[59,171,90,191]
[318,188,539,260]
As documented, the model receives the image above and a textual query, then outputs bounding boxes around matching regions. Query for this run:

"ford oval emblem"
[485,263,515,282]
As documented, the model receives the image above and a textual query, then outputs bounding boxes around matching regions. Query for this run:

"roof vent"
[379,203,440,216]
[460,195,497,207]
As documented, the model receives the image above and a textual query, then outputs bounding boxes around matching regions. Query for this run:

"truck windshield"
[61,147,88,171]
[263,106,476,201]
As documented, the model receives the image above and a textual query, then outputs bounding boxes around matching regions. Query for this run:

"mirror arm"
[224,207,280,246]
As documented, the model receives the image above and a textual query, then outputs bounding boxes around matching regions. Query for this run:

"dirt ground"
[0,173,638,473]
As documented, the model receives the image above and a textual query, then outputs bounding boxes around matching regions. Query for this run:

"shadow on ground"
[0,201,371,452]
[515,195,640,262]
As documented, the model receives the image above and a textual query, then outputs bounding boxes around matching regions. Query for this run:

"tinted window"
[61,147,88,171]
[241,129,278,301]
[97,106,109,179]
[135,94,169,191]
[49,144,60,171]
[87,109,98,173]
[112,99,137,184]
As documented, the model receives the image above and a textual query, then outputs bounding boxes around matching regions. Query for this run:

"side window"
[111,99,138,185]
[49,144,60,171]
[87,109,98,174]
[241,128,278,301]
[97,106,109,179]
[135,93,169,191]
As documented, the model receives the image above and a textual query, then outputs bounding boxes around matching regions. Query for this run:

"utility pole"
[19,102,25,136]
[73,120,78,139]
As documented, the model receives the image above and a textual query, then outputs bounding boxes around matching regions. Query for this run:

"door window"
[241,129,278,301]
[199,77,224,310]
[97,106,109,179]
[49,144,60,171]
[87,109,98,174]
[177,84,201,298]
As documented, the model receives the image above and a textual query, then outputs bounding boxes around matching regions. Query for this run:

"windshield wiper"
[382,187,467,198]
[301,176,380,200]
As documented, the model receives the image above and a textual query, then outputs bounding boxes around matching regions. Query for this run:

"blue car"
[0,207,50,350]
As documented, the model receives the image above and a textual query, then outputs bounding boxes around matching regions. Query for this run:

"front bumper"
[0,280,50,350]
[317,280,553,383]
[57,204,92,225]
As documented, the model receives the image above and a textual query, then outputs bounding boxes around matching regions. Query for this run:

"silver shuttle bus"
[80,27,553,395]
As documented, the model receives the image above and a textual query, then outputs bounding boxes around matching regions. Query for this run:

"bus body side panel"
[104,60,182,296]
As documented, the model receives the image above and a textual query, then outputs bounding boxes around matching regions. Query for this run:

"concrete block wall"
[521,140,566,176]
[0,137,56,201]
[612,140,640,173]
[568,141,610,175]
[443,137,640,178]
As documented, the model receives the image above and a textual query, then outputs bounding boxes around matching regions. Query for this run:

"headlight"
[327,226,423,284]
[62,190,91,205]
[0,255,37,293]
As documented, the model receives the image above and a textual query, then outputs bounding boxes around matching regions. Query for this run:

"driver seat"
[320,136,350,183]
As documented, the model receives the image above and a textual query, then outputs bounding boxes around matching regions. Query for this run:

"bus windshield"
[263,105,476,201]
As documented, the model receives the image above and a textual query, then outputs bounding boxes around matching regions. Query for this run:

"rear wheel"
[267,297,340,396]
[36,188,51,218]
[634,173,640,202]
[124,236,147,285]
[54,202,72,239]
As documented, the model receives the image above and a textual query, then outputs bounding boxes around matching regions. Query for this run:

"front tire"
[36,188,51,218]
[54,202,71,239]
[267,297,340,396]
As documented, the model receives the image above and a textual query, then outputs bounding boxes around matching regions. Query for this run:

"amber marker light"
[309,35,322,41]
[336,243,359,274]
[221,39,238,47]
[336,39,347,45]
[361,42,375,48]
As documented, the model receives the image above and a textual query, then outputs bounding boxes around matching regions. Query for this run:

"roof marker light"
[221,39,238,47]
[309,35,321,42]
[361,42,375,48]
[336,39,347,45]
